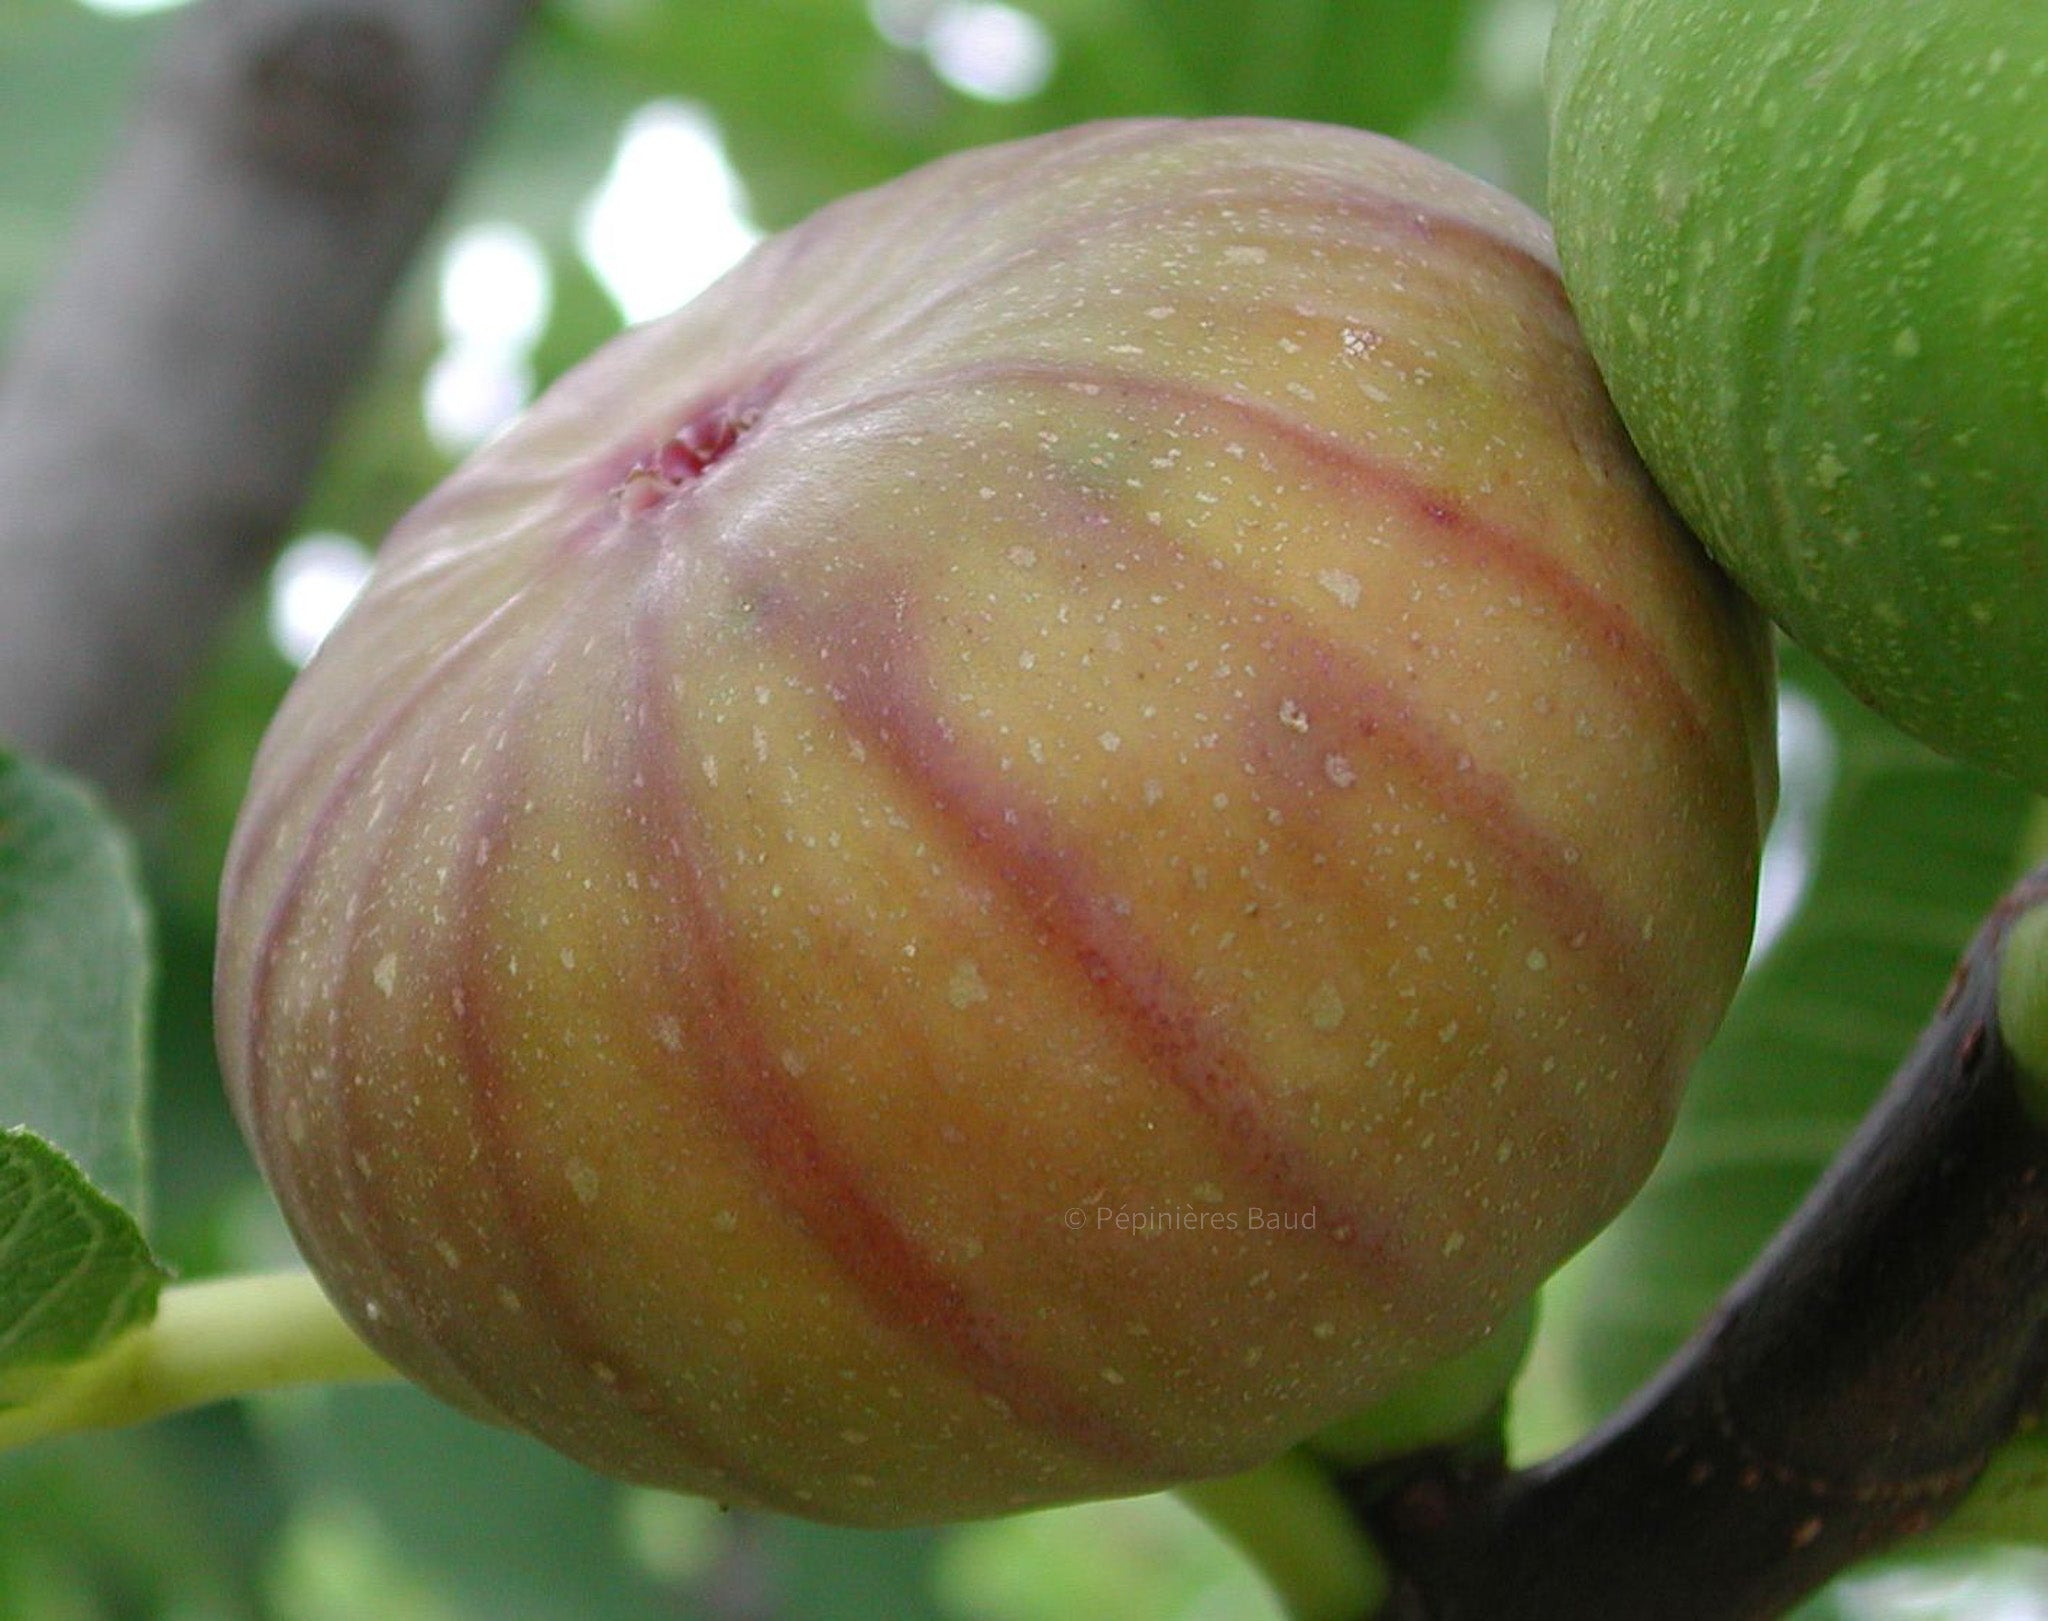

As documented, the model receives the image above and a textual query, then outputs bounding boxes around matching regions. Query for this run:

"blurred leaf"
[1543,643,2036,1429]
[260,1380,956,1621]
[0,749,154,1219]
[548,0,926,228]
[765,1516,948,1621]
[267,1492,465,1621]
[548,0,1480,239]
[527,244,628,394]
[449,19,652,243]
[258,1383,692,1621]
[1121,0,1473,130]
[0,1129,164,1398]
[932,1493,1280,1621]
[0,1421,270,1619]
[146,605,297,1285]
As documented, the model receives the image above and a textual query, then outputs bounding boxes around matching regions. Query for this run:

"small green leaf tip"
[1999,895,2048,1118]
[0,1127,165,1401]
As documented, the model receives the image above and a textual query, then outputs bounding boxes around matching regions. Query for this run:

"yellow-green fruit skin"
[215,119,1776,1526]
[1549,0,2048,788]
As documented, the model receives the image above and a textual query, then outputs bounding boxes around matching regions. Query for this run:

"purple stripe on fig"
[750,567,1425,1282]
[436,593,797,1504]
[615,572,1170,1474]
[1300,186,1568,303]
[218,537,571,940]
[1001,362,1713,753]
[311,744,516,1426]
[721,128,1557,419]
[232,608,560,1427]
[725,354,1721,779]
[986,168,1569,301]
[719,381,1693,1033]
[952,436,1659,1015]
[737,121,1218,367]
[230,585,539,1146]
[1235,601,1657,1015]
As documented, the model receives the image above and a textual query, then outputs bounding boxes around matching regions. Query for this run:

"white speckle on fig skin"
[217,118,1775,1527]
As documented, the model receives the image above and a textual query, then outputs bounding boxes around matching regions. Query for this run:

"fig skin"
[1548,0,2048,788]
[216,118,1776,1526]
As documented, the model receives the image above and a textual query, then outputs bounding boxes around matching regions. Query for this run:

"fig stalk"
[1180,1454,1392,1621]
[0,1271,398,1453]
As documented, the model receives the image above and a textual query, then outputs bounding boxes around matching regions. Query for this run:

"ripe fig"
[1548,0,2048,788]
[216,118,1776,1526]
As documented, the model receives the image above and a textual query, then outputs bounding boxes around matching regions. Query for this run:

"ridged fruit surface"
[216,118,1776,1526]
[1549,0,2048,787]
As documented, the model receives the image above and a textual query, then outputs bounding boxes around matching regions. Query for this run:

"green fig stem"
[0,1270,398,1453]
[1305,1298,1535,1474]
[1357,861,2048,1621]
[1179,1451,1392,1621]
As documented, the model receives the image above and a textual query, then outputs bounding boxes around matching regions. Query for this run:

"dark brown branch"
[0,0,538,797]
[1365,866,2048,1621]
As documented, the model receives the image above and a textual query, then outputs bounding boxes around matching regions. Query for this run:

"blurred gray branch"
[0,0,537,797]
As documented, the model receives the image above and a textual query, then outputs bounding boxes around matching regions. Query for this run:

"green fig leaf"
[0,748,154,1218]
[0,748,165,1400]
[0,1127,165,1401]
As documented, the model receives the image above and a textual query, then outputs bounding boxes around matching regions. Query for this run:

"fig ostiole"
[1548,0,2048,788]
[216,118,1776,1526]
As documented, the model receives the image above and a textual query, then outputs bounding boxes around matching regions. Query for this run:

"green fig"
[1549,0,2048,787]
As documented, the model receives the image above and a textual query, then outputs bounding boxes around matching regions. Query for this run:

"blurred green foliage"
[3,1,2043,1618]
